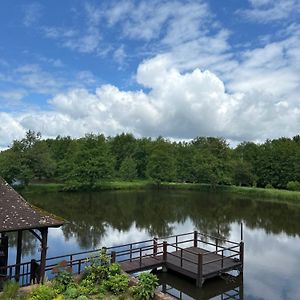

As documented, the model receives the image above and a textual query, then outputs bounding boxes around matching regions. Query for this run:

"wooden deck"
[115,231,244,287]
[1,230,244,288]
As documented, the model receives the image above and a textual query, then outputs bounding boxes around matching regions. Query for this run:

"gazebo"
[0,177,64,284]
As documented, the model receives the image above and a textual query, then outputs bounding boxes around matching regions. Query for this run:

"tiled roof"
[0,177,64,232]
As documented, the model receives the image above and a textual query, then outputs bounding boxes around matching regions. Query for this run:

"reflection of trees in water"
[21,190,300,250]
[7,231,38,257]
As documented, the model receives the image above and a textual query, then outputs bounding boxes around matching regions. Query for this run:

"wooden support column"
[0,234,8,278]
[39,228,48,284]
[196,253,203,287]
[15,230,23,282]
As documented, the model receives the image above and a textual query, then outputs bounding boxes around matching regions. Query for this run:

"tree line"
[0,131,300,190]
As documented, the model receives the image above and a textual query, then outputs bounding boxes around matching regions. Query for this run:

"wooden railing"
[0,231,243,287]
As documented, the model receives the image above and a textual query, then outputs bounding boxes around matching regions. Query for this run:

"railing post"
[139,248,142,267]
[111,251,116,264]
[196,253,203,287]
[176,235,178,248]
[194,231,198,248]
[70,255,73,270]
[163,241,167,262]
[221,250,224,268]
[78,259,81,274]
[240,241,244,272]
[215,238,218,252]
[153,238,157,256]
[130,244,133,262]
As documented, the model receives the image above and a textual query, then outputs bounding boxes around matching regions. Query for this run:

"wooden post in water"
[163,241,167,261]
[194,231,198,248]
[240,241,244,273]
[196,253,203,287]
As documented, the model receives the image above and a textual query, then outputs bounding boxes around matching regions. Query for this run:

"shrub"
[108,263,121,276]
[64,286,78,299]
[265,183,274,189]
[104,274,129,295]
[52,260,74,293]
[77,296,89,300]
[287,181,300,191]
[131,273,158,300]
[1,281,20,300]
[83,249,110,284]
[29,285,57,300]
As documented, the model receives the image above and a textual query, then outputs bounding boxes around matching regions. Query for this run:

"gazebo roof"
[0,177,64,233]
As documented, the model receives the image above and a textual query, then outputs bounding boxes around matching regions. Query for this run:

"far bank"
[17,180,300,204]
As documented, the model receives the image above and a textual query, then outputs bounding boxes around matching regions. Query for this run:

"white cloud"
[1,56,299,148]
[23,2,43,27]
[240,0,300,22]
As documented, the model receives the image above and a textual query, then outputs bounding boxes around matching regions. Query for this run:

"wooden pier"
[1,231,244,288]
[111,231,244,287]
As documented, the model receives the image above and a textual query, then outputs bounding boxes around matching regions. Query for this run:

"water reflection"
[8,189,300,300]
[157,272,243,300]
[22,190,300,250]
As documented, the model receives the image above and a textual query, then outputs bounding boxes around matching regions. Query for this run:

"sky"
[0,0,300,148]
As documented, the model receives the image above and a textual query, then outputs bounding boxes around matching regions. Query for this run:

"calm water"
[8,190,300,300]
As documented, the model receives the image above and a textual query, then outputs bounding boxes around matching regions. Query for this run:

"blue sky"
[0,0,300,147]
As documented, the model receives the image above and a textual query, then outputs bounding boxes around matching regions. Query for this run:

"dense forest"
[0,131,300,190]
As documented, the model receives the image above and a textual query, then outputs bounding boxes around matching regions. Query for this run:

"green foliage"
[130,273,158,300]
[29,285,57,300]
[119,157,137,181]
[287,181,300,191]
[83,249,110,284]
[1,280,20,300]
[265,183,274,189]
[52,260,74,293]
[76,296,89,300]
[1,131,300,191]
[104,274,129,295]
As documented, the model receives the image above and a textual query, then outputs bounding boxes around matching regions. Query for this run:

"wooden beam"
[15,230,23,282]
[29,229,42,243]
[39,228,48,284]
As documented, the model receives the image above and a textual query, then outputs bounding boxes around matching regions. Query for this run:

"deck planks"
[120,246,242,284]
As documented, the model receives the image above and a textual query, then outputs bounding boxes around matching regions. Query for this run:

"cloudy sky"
[0,0,300,148]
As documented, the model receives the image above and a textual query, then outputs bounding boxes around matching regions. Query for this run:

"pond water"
[7,190,300,299]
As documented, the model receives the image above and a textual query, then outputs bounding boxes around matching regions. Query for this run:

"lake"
[7,190,300,299]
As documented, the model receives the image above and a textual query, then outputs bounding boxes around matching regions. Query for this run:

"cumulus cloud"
[1,56,299,148]
[240,0,300,22]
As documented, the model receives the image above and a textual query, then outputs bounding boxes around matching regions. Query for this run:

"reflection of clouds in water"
[229,223,300,300]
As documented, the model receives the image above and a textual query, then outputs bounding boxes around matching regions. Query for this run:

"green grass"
[161,182,300,202]
[18,180,300,203]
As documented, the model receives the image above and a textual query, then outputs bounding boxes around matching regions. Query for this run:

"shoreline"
[17,180,300,203]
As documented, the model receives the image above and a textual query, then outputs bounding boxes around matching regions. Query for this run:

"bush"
[265,183,274,189]
[287,181,300,191]
[52,260,74,293]
[1,281,20,300]
[29,285,57,300]
[104,274,129,295]
[82,249,110,284]
[130,273,158,300]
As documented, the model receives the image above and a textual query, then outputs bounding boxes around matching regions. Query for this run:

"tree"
[146,138,176,185]
[119,157,137,181]
[68,134,115,187]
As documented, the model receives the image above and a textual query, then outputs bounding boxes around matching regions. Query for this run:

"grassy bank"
[18,180,300,203]
[161,182,300,202]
